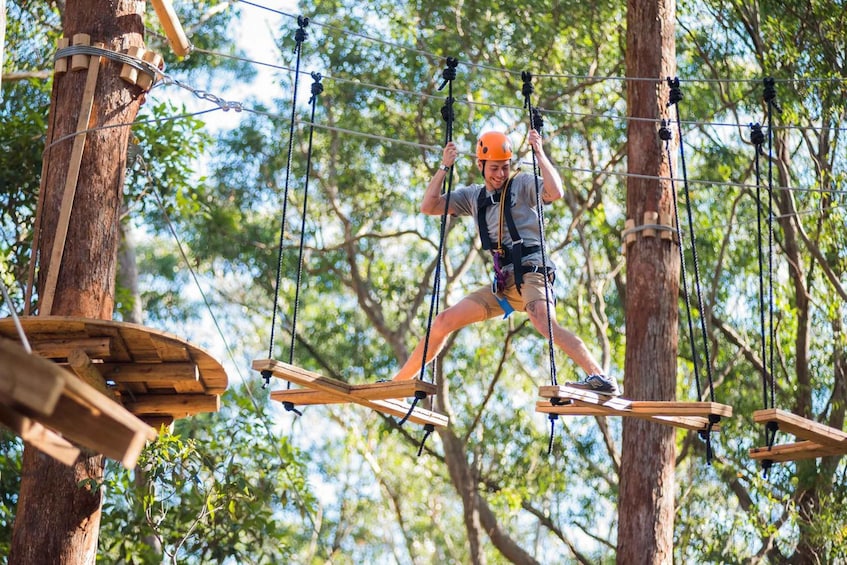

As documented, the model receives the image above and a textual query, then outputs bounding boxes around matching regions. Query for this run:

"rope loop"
[438,57,459,91]
[762,77,782,113]
[417,424,435,457]
[666,76,683,106]
[398,391,427,426]
[295,16,310,44]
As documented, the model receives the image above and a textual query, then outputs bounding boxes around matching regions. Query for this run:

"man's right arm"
[421,141,459,216]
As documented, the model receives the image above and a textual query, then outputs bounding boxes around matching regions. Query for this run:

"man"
[391,129,619,396]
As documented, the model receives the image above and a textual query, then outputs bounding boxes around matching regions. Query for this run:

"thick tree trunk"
[617,1,678,564]
[10,1,145,562]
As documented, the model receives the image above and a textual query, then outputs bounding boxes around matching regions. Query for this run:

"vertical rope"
[763,77,781,412]
[749,122,771,414]
[417,57,458,385]
[520,71,557,388]
[287,73,323,367]
[666,77,716,403]
[264,16,309,387]
[659,119,701,400]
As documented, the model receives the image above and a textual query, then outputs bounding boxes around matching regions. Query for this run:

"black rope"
[666,77,717,403]
[265,15,309,387]
[287,72,323,378]
[398,391,427,426]
[417,424,435,456]
[749,121,772,417]
[763,78,780,412]
[546,414,558,456]
[660,119,702,403]
[416,57,458,387]
[521,71,558,388]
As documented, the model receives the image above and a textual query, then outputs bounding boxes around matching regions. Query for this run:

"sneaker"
[566,374,621,396]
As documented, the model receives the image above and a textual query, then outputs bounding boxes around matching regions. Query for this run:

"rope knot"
[295,16,310,43]
[762,77,782,113]
[666,76,683,107]
[282,401,303,416]
[659,119,673,141]
[438,57,459,91]
[521,71,534,107]
[417,424,435,456]
[309,73,323,103]
[749,122,765,146]
[441,96,455,123]
[261,369,272,388]
[531,108,544,133]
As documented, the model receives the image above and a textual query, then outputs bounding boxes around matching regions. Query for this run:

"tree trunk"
[10,1,145,562]
[617,1,678,564]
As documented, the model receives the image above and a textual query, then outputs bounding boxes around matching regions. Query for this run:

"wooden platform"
[536,385,732,431]
[749,408,847,462]
[0,337,156,468]
[253,359,448,428]
[0,317,227,429]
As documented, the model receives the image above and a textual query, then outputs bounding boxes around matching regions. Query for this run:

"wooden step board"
[0,338,156,468]
[0,317,227,425]
[749,408,847,462]
[536,385,732,431]
[254,359,448,428]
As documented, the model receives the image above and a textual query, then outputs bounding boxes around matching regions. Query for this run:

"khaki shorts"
[465,271,554,318]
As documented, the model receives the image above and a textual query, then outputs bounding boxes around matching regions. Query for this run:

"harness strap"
[476,176,538,293]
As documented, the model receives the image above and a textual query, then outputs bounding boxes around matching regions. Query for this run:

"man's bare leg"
[525,299,603,376]
[392,297,490,381]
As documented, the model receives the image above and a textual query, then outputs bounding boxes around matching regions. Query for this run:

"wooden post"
[0,0,6,100]
[39,43,102,316]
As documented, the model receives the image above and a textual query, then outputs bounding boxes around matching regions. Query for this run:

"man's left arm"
[528,129,564,204]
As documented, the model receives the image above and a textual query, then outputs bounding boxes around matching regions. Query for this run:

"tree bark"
[617,1,678,564]
[10,1,145,562]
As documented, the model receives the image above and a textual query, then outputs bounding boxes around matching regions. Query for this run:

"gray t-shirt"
[448,172,555,272]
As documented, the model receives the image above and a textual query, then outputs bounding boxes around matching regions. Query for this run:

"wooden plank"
[31,337,112,359]
[123,394,220,417]
[0,338,66,415]
[749,440,845,463]
[539,385,633,409]
[753,408,847,448]
[0,404,81,466]
[271,381,439,404]
[93,362,199,385]
[535,401,716,432]
[629,402,732,418]
[271,388,348,405]
[256,359,448,427]
[67,349,114,397]
[40,44,103,316]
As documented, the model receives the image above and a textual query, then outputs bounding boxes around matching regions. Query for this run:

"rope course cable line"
[232,0,847,86]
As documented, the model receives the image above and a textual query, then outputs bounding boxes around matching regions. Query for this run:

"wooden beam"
[538,385,732,418]
[31,336,112,359]
[535,401,715,432]
[753,408,847,448]
[123,394,220,417]
[93,361,199,389]
[749,440,845,463]
[0,338,66,414]
[0,404,80,466]
[150,0,191,57]
[256,359,448,427]
[67,349,112,397]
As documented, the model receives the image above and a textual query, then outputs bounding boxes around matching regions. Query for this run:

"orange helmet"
[476,131,512,161]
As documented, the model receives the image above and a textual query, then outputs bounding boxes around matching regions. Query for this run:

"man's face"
[478,159,511,191]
